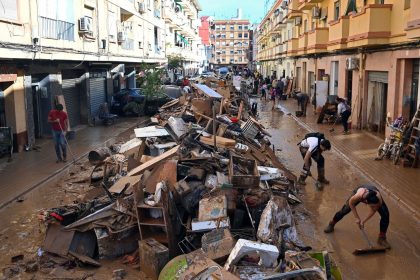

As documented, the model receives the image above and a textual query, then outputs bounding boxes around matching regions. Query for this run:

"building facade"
[210,19,251,70]
[257,0,420,136]
[198,16,214,71]
[0,0,202,152]
[163,0,203,76]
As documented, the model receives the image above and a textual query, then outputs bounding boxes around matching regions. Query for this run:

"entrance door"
[347,70,353,105]
[330,61,339,95]
[367,71,389,135]
[411,60,419,119]
[89,78,107,120]
[0,89,5,127]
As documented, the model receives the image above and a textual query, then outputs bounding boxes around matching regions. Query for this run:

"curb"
[289,113,419,222]
[0,118,149,210]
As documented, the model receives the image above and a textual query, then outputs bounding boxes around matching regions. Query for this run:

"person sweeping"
[48,103,69,163]
[337,97,351,134]
[297,132,331,185]
[324,184,391,249]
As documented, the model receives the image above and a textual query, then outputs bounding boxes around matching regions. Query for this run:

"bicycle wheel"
[393,145,401,165]
[376,143,386,160]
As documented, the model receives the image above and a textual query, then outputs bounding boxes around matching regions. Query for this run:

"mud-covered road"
[257,98,420,280]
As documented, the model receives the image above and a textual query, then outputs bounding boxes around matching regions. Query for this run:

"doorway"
[302,62,307,92]
[346,70,353,106]
[330,61,339,95]
[308,71,315,103]
[410,59,419,119]
[367,71,389,135]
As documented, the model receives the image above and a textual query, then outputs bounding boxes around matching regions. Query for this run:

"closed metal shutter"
[62,78,81,127]
[368,71,388,84]
[89,78,106,119]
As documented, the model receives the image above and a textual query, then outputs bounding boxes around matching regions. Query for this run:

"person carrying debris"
[324,185,391,249]
[297,132,331,185]
[337,97,351,134]
[48,103,69,163]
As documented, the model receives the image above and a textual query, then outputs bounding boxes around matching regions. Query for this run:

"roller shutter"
[368,71,388,84]
[62,78,81,127]
[89,78,107,119]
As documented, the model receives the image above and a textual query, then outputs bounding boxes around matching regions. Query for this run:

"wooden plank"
[108,175,141,194]
[200,135,236,148]
[127,146,179,176]
[144,160,178,193]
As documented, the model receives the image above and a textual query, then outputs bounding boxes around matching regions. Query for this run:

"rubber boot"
[297,175,307,185]
[324,222,335,233]
[318,168,330,185]
[377,236,391,249]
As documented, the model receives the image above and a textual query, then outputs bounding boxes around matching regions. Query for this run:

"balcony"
[297,32,308,55]
[307,27,329,54]
[298,0,316,11]
[347,4,392,48]
[287,37,299,56]
[327,16,350,51]
[287,0,301,19]
[406,0,420,39]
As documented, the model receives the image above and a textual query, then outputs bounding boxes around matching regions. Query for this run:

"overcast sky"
[199,0,273,24]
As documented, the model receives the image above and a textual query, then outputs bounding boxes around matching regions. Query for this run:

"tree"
[167,55,184,70]
[136,63,164,98]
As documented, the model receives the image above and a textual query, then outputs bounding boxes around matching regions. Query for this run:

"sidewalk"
[0,117,147,209]
[279,98,420,219]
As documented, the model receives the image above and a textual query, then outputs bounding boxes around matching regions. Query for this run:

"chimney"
[237,8,242,20]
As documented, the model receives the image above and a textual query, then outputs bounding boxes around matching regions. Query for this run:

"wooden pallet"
[404,105,420,168]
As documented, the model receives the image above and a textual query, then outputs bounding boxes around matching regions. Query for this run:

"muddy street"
[256,98,420,280]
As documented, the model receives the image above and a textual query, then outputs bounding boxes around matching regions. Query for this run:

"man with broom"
[48,103,69,163]
[323,184,391,249]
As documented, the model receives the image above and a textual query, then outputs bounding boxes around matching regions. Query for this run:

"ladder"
[404,105,420,168]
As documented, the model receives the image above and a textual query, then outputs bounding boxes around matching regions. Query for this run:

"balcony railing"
[307,27,329,53]
[347,4,392,48]
[39,16,75,41]
[287,38,299,56]
[298,32,308,54]
[327,16,350,51]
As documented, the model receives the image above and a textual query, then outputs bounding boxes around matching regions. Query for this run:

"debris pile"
[34,78,341,279]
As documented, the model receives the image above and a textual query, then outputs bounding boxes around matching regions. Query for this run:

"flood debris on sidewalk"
[3,76,342,280]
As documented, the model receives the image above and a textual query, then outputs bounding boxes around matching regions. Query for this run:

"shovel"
[353,228,386,255]
[329,117,340,133]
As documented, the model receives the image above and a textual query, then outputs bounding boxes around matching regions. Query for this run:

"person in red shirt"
[48,104,69,163]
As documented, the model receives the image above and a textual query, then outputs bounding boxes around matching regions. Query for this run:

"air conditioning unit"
[295,17,302,25]
[138,2,146,14]
[346,57,359,70]
[312,7,321,19]
[79,16,92,32]
[117,31,127,42]
[281,1,288,10]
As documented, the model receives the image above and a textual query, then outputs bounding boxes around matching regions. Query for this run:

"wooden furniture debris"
[404,105,420,168]
[127,145,179,176]
[200,135,236,148]
[228,155,260,188]
[139,238,169,280]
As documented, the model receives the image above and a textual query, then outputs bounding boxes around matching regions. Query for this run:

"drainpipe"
[357,49,366,129]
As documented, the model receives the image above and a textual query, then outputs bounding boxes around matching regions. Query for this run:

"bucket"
[66,130,75,140]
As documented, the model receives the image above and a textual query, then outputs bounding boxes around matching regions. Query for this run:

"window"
[108,10,117,41]
[230,58,234,62]
[216,25,220,30]
[404,0,410,9]
[244,25,249,30]
[221,34,226,38]
[38,0,75,41]
[238,33,243,38]
[138,41,142,49]
[238,50,242,54]
[222,41,226,46]
[221,25,226,30]
[229,42,234,46]
[238,25,243,30]
[230,25,234,30]
[230,50,234,54]
[239,58,242,62]
[147,0,152,10]
[230,33,234,38]
[244,33,248,38]
[216,42,220,46]
[0,0,18,21]
[334,1,340,21]
[222,58,226,62]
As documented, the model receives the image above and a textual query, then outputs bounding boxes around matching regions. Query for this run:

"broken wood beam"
[127,145,179,176]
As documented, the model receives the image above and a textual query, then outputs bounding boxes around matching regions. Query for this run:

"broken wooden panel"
[201,229,236,261]
[144,160,178,193]
[229,155,260,188]
[108,175,141,195]
[199,135,236,148]
[94,226,139,260]
[198,195,227,221]
[43,224,75,256]
[139,238,169,280]
[127,145,179,176]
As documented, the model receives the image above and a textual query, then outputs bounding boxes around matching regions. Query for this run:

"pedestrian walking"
[260,82,267,100]
[297,132,331,185]
[270,87,276,110]
[337,97,352,134]
[276,78,284,101]
[294,92,309,117]
[48,104,69,163]
[324,184,391,249]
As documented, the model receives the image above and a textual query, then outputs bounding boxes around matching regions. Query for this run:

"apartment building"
[199,16,214,71]
[210,19,251,70]
[163,0,202,75]
[257,0,420,137]
[0,0,203,152]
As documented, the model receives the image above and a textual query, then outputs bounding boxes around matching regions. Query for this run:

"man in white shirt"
[297,134,331,185]
[337,97,352,134]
